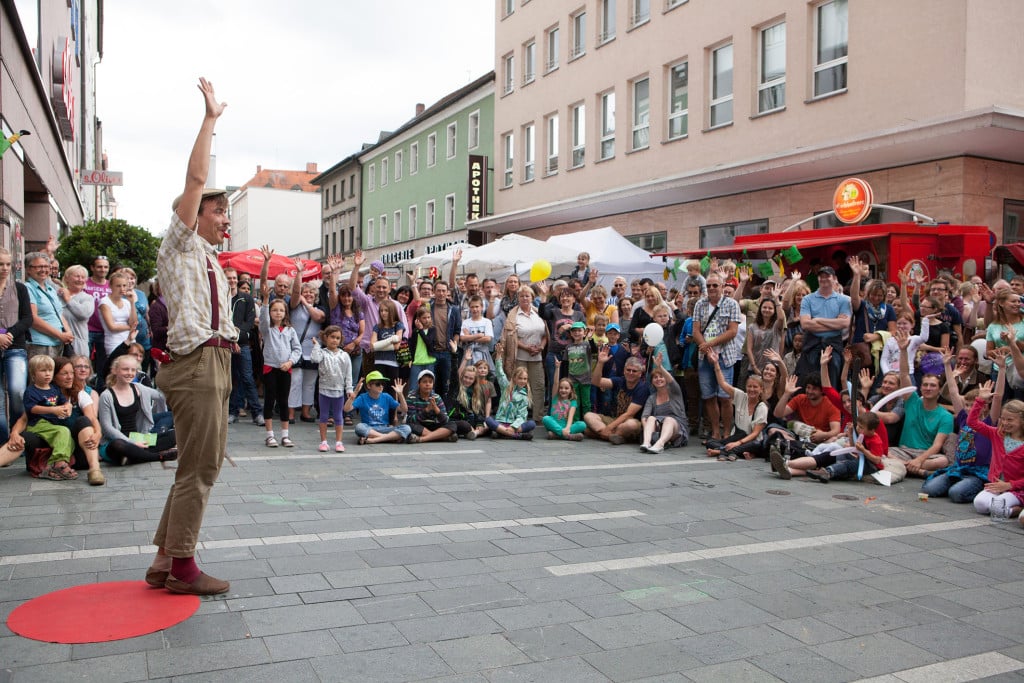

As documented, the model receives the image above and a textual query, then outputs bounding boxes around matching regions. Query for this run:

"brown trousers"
[152,345,231,557]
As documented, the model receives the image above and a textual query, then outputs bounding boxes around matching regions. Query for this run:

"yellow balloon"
[530,259,552,282]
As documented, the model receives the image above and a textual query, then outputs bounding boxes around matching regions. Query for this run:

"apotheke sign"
[81,170,123,186]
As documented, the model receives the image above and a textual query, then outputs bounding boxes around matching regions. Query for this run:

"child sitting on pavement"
[806,411,887,483]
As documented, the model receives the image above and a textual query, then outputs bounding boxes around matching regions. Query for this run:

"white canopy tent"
[400,243,477,280]
[547,226,668,290]
[406,234,579,283]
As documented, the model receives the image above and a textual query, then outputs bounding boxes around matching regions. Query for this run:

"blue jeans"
[229,345,262,416]
[921,473,986,503]
[0,348,27,442]
[433,351,452,400]
[698,356,734,399]
[354,423,411,440]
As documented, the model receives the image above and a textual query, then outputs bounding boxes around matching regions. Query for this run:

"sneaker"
[518,432,534,441]
[639,445,650,453]
[447,433,459,443]
[227,414,238,424]
[281,437,295,448]
[465,430,477,440]
[770,444,791,480]
[647,443,664,454]
[265,436,278,448]
[608,434,625,445]
[991,497,1011,522]
[318,441,329,452]
[567,433,584,441]
[807,468,831,483]
[335,442,345,453]
[253,416,265,426]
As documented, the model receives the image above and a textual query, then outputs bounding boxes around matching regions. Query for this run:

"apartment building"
[312,154,361,259]
[477,0,1024,252]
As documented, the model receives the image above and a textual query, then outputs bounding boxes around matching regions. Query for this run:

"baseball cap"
[819,266,837,277]
[570,321,586,329]
[606,323,622,333]
[171,187,227,211]
[365,371,389,383]
[417,369,435,382]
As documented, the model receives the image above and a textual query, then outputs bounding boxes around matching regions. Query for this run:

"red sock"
[171,556,201,583]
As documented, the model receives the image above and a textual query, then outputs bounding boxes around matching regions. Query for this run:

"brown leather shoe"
[164,572,230,595]
[145,568,169,588]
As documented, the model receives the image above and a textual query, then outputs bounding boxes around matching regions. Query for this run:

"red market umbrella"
[217,250,322,282]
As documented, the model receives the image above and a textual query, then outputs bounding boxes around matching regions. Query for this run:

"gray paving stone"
[419,583,529,614]
[750,646,860,682]
[311,643,454,682]
[242,601,364,637]
[263,629,343,661]
[684,660,784,683]
[487,600,591,631]
[323,565,417,589]
[768,617,852,645]
[510,574,619,602]
[889,620,1015,658]
[429,633,530,673]
[487,655,612,683]
[299,586,373,604]
[5,652,147,682]
[394,611,503,644]
[815,604,919,637]
[583,640,703,682]
[571,611,696,649]
[330,621,410,653]
[162,611,251,647]
[0,635,71,667]
[814,633,941,677]
[352,593,437,623]
[169,659,321,682]
[146,638,271,677]
[267,572,331,594]
[662,598,778,634]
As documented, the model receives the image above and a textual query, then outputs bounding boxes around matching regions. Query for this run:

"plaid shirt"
[157,213,238,355]
[693,295,743,366]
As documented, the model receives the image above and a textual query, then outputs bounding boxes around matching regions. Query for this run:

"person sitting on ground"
[22,354,77,480]
[806,412,887,483]
[969,382,1024,520]
[485,343,536,440]
[406,369,457,443]
[542,362,585,441]
[769,374,842,479]
[345,373,411,445]
[639,367,688,453]
[584,351,649,445]
[449,357,491,440]
[98,355,177,466]
[704,348,768,461]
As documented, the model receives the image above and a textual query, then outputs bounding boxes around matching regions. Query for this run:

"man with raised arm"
[145,78,238,596]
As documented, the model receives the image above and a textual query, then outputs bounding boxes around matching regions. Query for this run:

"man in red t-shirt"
[769,374,841,479]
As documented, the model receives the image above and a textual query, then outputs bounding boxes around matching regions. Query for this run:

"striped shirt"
[157,213,238,355]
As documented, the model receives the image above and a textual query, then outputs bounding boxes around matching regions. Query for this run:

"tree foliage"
[56,218,163,281]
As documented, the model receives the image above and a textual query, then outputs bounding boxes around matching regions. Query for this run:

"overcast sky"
[97,1,495,234]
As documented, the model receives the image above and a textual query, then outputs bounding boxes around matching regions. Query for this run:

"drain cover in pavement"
[832,494,858,501]
[766,489,791,496]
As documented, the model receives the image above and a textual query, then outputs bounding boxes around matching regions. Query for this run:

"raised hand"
[197,77,227,119]
[259,244,274,262]
[977,380,994,402]
[353,250,365,267]
[784,374,800,395]
[896,329,911,351]
[294,258,305,273]
[820,346,833,365]
[859,367,873,392]
[393,378,406,394]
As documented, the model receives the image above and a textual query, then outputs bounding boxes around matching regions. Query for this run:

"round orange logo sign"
[833,178,873,224]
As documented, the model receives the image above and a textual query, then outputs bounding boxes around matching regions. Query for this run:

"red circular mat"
[7,581,200,643]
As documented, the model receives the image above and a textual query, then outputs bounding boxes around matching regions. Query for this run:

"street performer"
[144,78,237,595]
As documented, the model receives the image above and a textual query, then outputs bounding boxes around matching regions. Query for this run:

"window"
[379,214,387,246]
[503,133,514,187]
[599,0,616,43]
[571,11,586,58]
[545,26,559,71]
[758,22,786,113]
[426,200,436,234]
[409,205,418,238]
[444,194,456,231]
[331,184,337,205]
[631,0,649,27]
[394,210,401,242]
[395,151,403,181]
[368,163,376,191]
[625,231,667,252]
[523,41,536,85]
[367,218,374,247]
[545,114,559,174]
[339,179,345,199]
[349,174,355,197]
[503,0,514,17]
[699,219,768,248]
[666,0,687,10]
[339,229,344,253]
[427,133,437,167]
[349,225,355,249]
[667,61,688,139]
[631,77,649,150]
[571,103,585,168]
[468,110,480,149]
[523,124,535,182]
[446,122,457,159]
[324,189,330,210]
[710,43,733,127]
[410,142,419,175]
[600,91,615,160]
[814,0,848,97]
[503,53,515,94]
[380,158,388,187]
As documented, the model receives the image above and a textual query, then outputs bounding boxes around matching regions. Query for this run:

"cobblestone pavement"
[3,420,1024,682]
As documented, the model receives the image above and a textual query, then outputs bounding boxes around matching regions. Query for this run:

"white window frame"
[523,124,535,182]
[545,26,559,72]
[571,103,585,168]
[599,0,616,44]
[758,21,786,113]
[380,157,389,187]
[444,194,456,232]
[631,0,649,27]
[408,204,418,238]
[368,163,376,191]
[710,42,734,128]
[446,122,457,159]
[393,210,401,243]
[545,114,559,174]
[427,132,437,167]
[813,0,848,97]
[426,199,436,235]
[503,0,514,18]
[631,77,650,150]
[503,132,514,187]
[366,218,374,247]
[571,11,586,59]
[468,110,480,150]
[667,60,688,140]
[523,40,536,85]
[395,150,403,181]
[599,91,615,160]
[410,142,419,175]
[379,214,387,246]
[665,0,687,10]
[503,53,515,94]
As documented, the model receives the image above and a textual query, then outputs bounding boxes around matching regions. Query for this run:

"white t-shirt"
[99,295,132,354]
[77,389,94,409]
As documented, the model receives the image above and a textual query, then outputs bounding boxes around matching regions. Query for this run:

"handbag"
[395,339,412,367]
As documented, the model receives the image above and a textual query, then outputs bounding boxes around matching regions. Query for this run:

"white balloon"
[643,322,664,347]
[870,385,917,413]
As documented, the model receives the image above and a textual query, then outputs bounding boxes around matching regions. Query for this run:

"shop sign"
[383,248,415,265]
[81,170,123,186]
[425,239,466,255]
[50,36,75,141]
[833,177,873,224]
[467,155,487,221]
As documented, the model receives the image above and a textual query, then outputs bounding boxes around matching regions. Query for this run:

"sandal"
[46,462,77,480]
[726,454,738,462]
[357,437,367,446]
